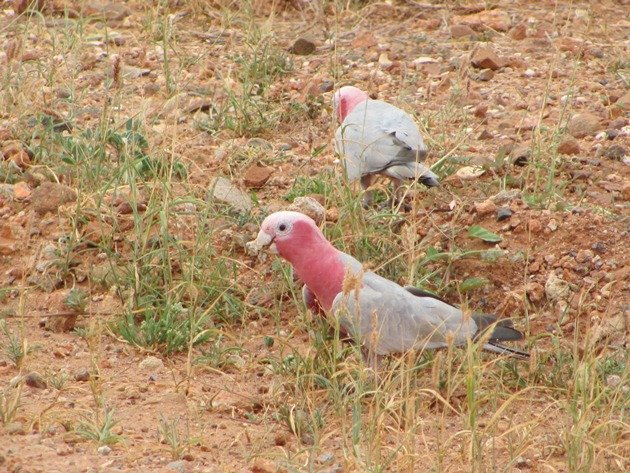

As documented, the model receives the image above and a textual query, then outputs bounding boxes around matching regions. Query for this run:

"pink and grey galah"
[333,86,439,205]
[255,211,529,364]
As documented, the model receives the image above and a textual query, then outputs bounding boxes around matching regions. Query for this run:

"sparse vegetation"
[0,0,627,471]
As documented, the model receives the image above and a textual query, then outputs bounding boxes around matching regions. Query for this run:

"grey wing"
[332,272,477,355]
[334,101,428,181]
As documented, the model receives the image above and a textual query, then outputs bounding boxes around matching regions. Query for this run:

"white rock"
[138,356,164,372]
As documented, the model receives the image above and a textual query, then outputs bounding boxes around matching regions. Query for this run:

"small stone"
[547,219,558,232]
[528,219,542,234]
[591,241,607,254]
[317,452,335,465]
[606,374,621,388]
[557,138,580,155]
[31,182,77,215]
[289,37,316,55]
[567,113,601,138]
[208,177,252,213]
[525,282,545,303]
[545,273,571,302]
[605,129,619,140]
[450,24,476,39]
[251,459,275,473]
[456,166,485,180]
[13,181,31,199]
[474,199,497,216]
[8,150,31,169]
[497,207,512,221]
[139,355,164,372]
[75,369,90,382]
[615,90,630,111]
[5,421,25,435]
[45,313,78,333]
[473,104,487,119]
[378,52,393,69]
[511,145,530,166]
[603,145,626,160]
[471,47,503,71]
[243,165,273,188]
[25,372,47,389]
[508,23,527,40]
[477,69,494,81]
[288,196,326,225]
[97,445,112,455]
[575,250,593,263]
[166,460,186,473]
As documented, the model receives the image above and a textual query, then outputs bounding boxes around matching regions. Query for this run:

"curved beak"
[254,230,278,254]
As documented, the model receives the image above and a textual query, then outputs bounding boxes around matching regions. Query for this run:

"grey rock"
[545,273,571,302]
[496,207,512,221]
[603,145,626,160]
[208,177,252,213]
[317,452,335,464]
[139,356,164,372]
[97,445,112,455]
[167,460,186,473]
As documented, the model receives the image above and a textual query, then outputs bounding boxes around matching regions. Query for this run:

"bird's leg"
[380,178,412,212]
[360,175,374,208]
[361,346,384,380]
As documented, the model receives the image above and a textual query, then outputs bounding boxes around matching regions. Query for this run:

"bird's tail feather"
[385,163,439,187]
[482,342,530,360]
[472,313,524,342]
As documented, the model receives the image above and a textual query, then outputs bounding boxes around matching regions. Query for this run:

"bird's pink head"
[254,211,328,263]
[333,86,369,122]
[254,211,347,312]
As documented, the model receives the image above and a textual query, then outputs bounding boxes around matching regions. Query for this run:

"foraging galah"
[255,211,529,363]
[333,86,439,205]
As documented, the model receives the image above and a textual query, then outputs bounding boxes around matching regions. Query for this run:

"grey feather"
[334,100,436,185]
[331,254,477,355]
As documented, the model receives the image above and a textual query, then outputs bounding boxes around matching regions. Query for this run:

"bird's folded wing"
[331,272,476,355]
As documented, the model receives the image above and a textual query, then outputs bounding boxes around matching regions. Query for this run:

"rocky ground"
[0,1,628,472]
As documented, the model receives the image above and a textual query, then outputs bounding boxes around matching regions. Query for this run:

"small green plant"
[76,407,123,445]
[0,384,22,425]
[158,414,186,460]
[1,320,29,369]
[64,288,88,313]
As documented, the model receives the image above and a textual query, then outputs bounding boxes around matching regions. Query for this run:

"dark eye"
[278,223,287,232]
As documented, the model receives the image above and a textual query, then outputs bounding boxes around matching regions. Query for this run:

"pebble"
[545,273,571,302]
[603,145,626,160]
[546,219,558,232]
[575,250,593,263]
[289,37,316,55]
[166,460,186,473]
[208,177,252,213]
[471,47,503,71]
[474,199,497,215]
[243,165,273,188]
[31,182,77,215]
[288,196,326,225]
[496,207,512,221]
[97,445,112,455]
[450,24,476,39]
[317,452,335,464]
[139,356,164,372]
[25,372,47,389]
[567,113,601,138]
[606,374,621,388]
[75,369,90,382]
[557,138,580,155]
[5,421,26,435]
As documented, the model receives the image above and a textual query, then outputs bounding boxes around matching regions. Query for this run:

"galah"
[333,86,439,206]
[254,211,529,366]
